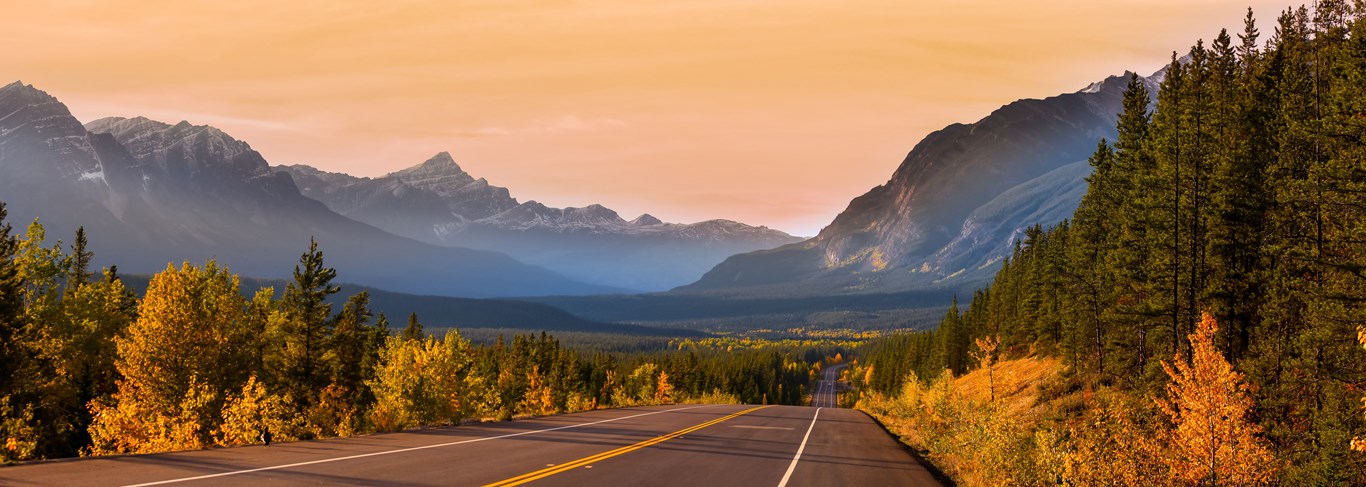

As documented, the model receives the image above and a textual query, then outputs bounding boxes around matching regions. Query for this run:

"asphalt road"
[811,364,847,409]
[1,404,942,486]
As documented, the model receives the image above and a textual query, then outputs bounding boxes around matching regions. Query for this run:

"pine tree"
[276,237,339,419]
[403,312,423,341]
[66,227,92,292]
[330,291,372,406]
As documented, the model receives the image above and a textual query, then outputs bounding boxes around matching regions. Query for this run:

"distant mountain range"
[0,62,1165,328]
[675,70,1162,298]
[277,155,799,291]
[0,82,614,297]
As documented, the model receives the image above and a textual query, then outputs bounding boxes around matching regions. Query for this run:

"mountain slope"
[0,82,613,298]
[278,155,800,291]
[680,72,1157,296]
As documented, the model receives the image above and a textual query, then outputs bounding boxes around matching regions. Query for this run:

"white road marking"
[777,407,821,487]
[120,405,716,487]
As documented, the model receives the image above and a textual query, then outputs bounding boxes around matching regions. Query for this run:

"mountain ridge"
[677,70,1160,297]
[277,153,800,291]
[0,81,616,298]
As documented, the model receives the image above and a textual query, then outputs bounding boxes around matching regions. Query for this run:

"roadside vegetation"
[850,5,1366,485]
[0,214,840,461]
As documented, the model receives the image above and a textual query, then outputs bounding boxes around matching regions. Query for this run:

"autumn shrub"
[217,376,293,446]
[367,331,470,432]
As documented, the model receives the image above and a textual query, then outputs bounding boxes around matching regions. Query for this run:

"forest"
[850,4,1366,485]
[0,216,837,461]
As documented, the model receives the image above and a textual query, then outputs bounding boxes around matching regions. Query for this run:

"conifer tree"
[403,312,423,341]
[66,227,91,292]
[276,238,339,419]
[330,291,372,406]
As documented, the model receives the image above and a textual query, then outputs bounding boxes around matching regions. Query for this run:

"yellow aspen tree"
[972,335,1000,402]
[1354,325,1365,453]
[367,330,469,431]
[217,376,291,446]
[1156,312,1276,485]
[88,261,256,454]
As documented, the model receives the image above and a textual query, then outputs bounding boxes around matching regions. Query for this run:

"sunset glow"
[4,0,1298,235]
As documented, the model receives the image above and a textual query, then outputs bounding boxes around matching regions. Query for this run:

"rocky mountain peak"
[631,214,664,226]
[389,152,477,195]
[85,116,268,182]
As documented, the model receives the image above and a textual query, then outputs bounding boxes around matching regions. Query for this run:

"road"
[1,404,941,487]
[811,363,847,408]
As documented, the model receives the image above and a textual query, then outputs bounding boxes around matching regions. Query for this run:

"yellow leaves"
[217,376,291,446]
[654,371,673,405]
[88,375,218,455]
[1155,312,1277,486]
[1355,325,1366,453]
[88,261,256,456]
[367,332,469,431]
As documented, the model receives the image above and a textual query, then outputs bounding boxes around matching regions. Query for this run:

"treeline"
[861,4,1365,484]
[0,208,815,462]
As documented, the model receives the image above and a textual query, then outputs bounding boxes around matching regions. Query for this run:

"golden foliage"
[1354,325,1366,453]
[1055,391,1167,486]
[518,365,558,417]
[367,331,470,432]
[88,376,218,455]
[971,335,1000,402]
[217,376,292,446]
[88,261,254,455]
[1155,312,1277,486]
[654,371,673,405]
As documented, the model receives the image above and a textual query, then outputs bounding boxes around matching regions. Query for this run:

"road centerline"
[119,405,716,487]
[482,405,771,487]
[777,407,821,487]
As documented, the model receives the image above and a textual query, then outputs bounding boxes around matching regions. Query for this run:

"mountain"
[277,155,800,291]
[0,81,615,297]
[678,71,1161,296]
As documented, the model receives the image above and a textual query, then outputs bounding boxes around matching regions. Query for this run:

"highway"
[811,363,847,408]
[1,393,941,486]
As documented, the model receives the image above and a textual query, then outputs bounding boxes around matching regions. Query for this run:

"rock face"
[679,71,1160,296]
[0,82,614,297]
[277,156,800,291]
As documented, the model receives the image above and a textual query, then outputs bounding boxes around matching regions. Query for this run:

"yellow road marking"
[483,405,770,487]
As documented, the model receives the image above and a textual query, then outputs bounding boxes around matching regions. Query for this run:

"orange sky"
[3,0,1299,236]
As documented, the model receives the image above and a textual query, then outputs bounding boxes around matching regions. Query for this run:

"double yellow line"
[483,405,770,487]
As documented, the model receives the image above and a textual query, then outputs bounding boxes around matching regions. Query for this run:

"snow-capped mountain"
[277,156,799,291]
[0,82,615,297]
[679,70,1160,296]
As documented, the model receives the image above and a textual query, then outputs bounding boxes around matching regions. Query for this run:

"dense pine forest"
[852,5,1366,485]
[0,214,835,461]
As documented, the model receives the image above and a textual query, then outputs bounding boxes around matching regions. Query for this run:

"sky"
[3,0,1300,236]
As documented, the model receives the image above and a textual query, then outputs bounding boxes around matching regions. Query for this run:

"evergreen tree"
[276,238,339,421]
[330,291,372,406]
[403,312,423,341]
[66,227,91,292]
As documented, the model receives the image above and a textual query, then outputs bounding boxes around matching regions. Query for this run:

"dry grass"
[953,356,1062,412]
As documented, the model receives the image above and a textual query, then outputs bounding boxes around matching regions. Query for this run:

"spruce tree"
[403,312,423,341]
[277,237,339,418]
[66,227,92,292]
